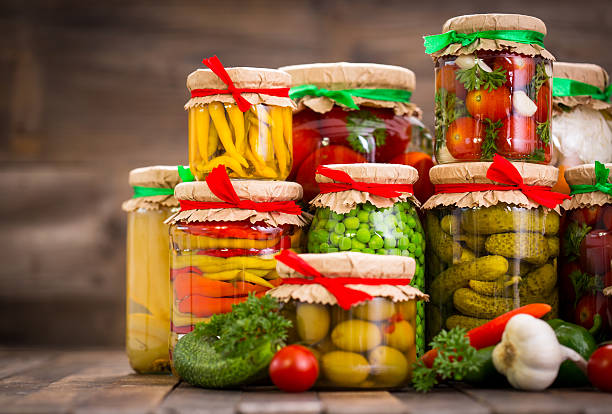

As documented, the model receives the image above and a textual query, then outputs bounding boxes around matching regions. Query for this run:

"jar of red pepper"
[279,62,433,202]
[424,14,555,164]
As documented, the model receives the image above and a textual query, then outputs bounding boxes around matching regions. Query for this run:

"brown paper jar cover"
[268,252,428,306]
[553,62,612,114]
[562,163,612,210]
[122,166,181,212]
[310,163,420,213]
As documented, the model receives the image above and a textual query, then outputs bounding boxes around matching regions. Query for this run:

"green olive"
[321,351,370,386]
[331,319,381,352]
[353,298,397,321]
[296,303,330,344]
[368,346,409,386]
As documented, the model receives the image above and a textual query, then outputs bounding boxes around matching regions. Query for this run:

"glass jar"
[186,66,294,181]
[305,163,426,355]
[429,14,554,164]
[423,162,562,340]
[559,163,612,341]
[269,252,427,389]
[122,166,181,374]
[167,179,309,367]
[280,63,433,202]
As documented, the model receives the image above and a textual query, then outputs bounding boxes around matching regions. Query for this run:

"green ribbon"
[178,165,195,182]
[132,186,174,198]
[289,84,411,110]
[570,161,612,196]
[552,78,612,102]
[423,29,545,54]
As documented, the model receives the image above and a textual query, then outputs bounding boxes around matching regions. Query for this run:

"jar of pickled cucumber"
[166,166,310,368]
[269,252,428,389]
[306,163,426,355]
[424,14,555,164]
[122,166,181,374]
[279,62,433,202]
[186,57,294,180]
[422,157,569,340]
[551,63,612,193]
[559,162,612,341]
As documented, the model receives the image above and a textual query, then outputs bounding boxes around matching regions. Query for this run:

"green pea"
[397,237,409,250]
[345,231,357,238]
[407,242,416,253]
[329,232,341,247]
[357,210,370,223]
[334,222,346,234]
[411,232,422,245]
[388,248,401,256]
[384,214,397,228]
[339,237,352,251]
[414,246,423,257]
[327,247,339,253]
[307,242,316,253]
[356,227,371,243]
[406,216,417,229]
[351,239,366,250]
[398,211,408,224]
[401,249,410,257]
[362,203,375,211]
[311,229,329,244]
[350,248,362,253]
[416,266,424,278]
[326,220,338,231]
[347,208,358,217]
[362,248,375,254]
[320,243,330,253]
[395,203,405,212]
[392,230,403,239]
[358,222,369,230]
[317,219,328,230]
[376,249,386,255]
[383,236,396,249]
[330,212,344,221]
[404,227,414,237]
[319,208,330,219]
[344,216,360,230]
[418,254,425,264]
[369,234,384,250]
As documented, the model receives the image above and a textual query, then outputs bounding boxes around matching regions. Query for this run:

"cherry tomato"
[296,145,367,202]
[534,82,551,124]
[445,117,484,159]
[371,108,412,163]
[389,152,435,204]
[290,110,322,180]
[572,206,601,228]
[436,64,467,99]
[493,55,534,90]
[319,106,349,143]
[598,205,612,230]
[588,345,612,392]
[269,345,319,393]
[580,229,612,275]
[575,293,609,332]
[496,115,537,159]
[466,86,511,121]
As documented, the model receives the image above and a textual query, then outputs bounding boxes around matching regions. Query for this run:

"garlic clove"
[455,54,477,70]
[512,91,537,117]
[545,64,553,78]
[476,59,493,73]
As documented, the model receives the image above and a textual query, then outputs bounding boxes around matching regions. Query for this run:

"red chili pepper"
[170,322,194,335]
[195,240,282,258]
[421,303,552,368]
[180,221,285,240]
[177,291,266,317]
[170,266,203,280]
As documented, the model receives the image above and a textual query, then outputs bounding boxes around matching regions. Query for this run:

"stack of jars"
[422,13,565,340]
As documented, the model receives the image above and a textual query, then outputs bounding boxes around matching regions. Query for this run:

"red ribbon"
[275,250,412,310]
[190,55,290,112]
[316,165,414,198]
[179,165,302,215]
[434,155,571,209]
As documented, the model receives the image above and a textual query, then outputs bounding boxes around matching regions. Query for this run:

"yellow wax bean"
[194,106,209,160]
[207,121,219,157]
[172,254,277,271]
[204,269,242,281]
[226,104,246,154]
[270,107,287,176]
[188,107,202,168]
[208,102,248,168]
[242,271,274,288]
[194,235,281,250]
[198,155,245,176]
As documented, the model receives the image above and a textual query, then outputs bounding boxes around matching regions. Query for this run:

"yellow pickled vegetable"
[321,351,370,386]
[368,346,409,387]
[453,288,514,319]
[331,320,382,352]
[296,303,330,344]
[485,233,549,265]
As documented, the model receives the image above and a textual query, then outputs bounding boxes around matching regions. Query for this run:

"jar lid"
[122,165,180,212]
[563,163,612,210]
[553,62,612,113]
[185,67,294,110]
[269,252,428,306]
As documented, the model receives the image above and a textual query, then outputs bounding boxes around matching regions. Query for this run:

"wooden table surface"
[1,348,611,414]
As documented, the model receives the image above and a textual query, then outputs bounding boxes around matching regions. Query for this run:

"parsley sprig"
[345,110,387,154]
[562,221,592,262]
[482,118,503,159]
[528,61,550,101]
[536,120,550,145]
[456,64,507,92]
[528,148,546,162]
[412,327,479,392]
[434,88,468,144]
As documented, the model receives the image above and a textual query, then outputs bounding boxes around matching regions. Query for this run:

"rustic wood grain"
[319,391,407,414]
[0,349,57,381]
[238,391,322,414]
[394,386,491,414]
[550,389,612,414]
[461,388,584,414]
[157,384,242,414]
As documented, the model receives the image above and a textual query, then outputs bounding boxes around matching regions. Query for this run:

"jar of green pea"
[306,163,426,355]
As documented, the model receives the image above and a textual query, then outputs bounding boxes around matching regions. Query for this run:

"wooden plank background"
[1,0,611,346]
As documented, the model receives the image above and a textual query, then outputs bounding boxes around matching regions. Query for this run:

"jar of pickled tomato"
[186,57,294,181]
[269,251,428,389]
[166,166,310,368]
[425,14,555,164]
[560,162,612,341]
[279,62,433,202]
[122,166,181,373]
[422,157,568,340]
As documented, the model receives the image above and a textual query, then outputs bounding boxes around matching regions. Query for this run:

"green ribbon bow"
[178,165,195,182]
[570,161,612,196]
[552,78,612,102]
[423,29,545,54]
[289,84,411,110]
[132,186,174,198]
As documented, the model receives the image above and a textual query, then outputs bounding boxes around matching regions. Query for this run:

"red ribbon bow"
[275,250,413,310]
[434,155,570,209]
[190,55,291,112]
[316,165,414,198]
[179,165,302,215]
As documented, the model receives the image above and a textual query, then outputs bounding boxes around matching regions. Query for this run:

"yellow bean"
[198,155,245,176]
[226,104,246,154]
[194,106,209,160]
[207,120,219,157]
[242,271,274,288]
[204,269,242,281]
[188,107,202,168]
[281,107,293,156]
[208,102,248,168]
[270,107,287,177]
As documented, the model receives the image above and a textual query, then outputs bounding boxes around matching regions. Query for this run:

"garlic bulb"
[455,54,477,70]
[512,91,538,117]
[492,314,586,391]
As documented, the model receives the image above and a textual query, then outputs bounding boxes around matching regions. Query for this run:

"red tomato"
[580,229,612,275]
[572,206,601,228]
[588,345,612,392]
[493,55,534,90]
[290,110,322,180]
[319,106,349,143]
[269,345,319,393]
[598,205,612,230]
[496,115,537,158]
[466,86,511,121]
[436,64,467,99]
[575,293,609,331]
[371,108,412,163]
[534,82,551,124]
[445,117,484,159]
[296,145,367,202]
[389,152,435,204]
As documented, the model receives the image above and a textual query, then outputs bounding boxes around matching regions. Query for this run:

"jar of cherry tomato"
[186,57,294,181]
[422,157,568,340]
[551,63,612,193]
[425,14,555,164]
[166,167,310,370]
[279,62,433,202]
[122,166,181,374]
[269,251,428,389]
[560,162,612,341]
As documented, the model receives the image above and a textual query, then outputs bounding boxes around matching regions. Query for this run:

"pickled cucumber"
[468,275,521,297]
[445,314,490,331]
[430,255,509,303]
[440,214,486,253]
[426,213,462,264]
[296,303,330,344]
[485,233,549,265]
[331,320,381,352]
[460,205,559,235]
[508,260,532,276]
[454,248,475,264]
[368,346,409,387]
[321,351,370,386]
[384,320,414,352]
[453,288,514,319]
[353,298,396,321]
[519,263,556,297]
[546,237,559,257]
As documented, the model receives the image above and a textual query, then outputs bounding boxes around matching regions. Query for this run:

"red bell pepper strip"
[170,266,203,280]
[177,291,266,317]
[180,221,285,240]
[174,273,280,300]
[170,322,194,335]
[421,303,552,368]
